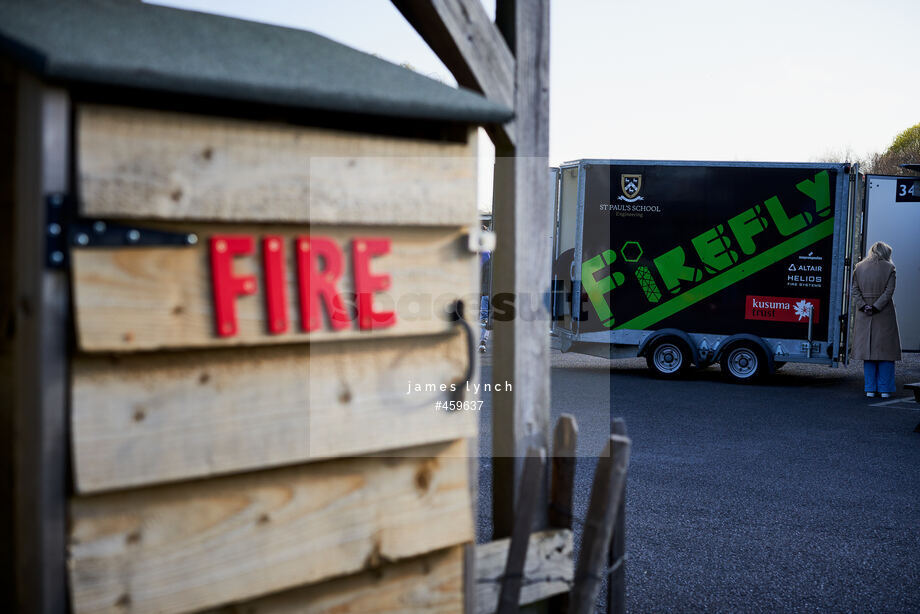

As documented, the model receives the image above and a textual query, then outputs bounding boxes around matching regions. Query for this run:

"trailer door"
[838,170,863,364]
[551,166,580,335]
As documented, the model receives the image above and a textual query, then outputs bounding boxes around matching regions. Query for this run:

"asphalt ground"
[476,348,920,613]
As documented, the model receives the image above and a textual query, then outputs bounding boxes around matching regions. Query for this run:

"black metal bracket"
[45,192,70,269]
[447,300,476,403]
[45,193,199,269]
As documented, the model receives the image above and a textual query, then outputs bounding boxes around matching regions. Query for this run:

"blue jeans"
[864,360,895,394]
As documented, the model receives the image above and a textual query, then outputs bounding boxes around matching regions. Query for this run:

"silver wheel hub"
[728,348,757,377]
[653,343,683,374]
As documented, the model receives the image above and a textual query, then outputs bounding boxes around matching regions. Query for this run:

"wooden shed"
[0,1,512,612]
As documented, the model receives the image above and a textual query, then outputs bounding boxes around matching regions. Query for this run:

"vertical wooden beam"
[608,419,628,614]
[570,435,631,614]
[496,447,546,614]
[12,72,71,612]
[390,0,516,145]
[0,56,17,608]
[548,414,578,614]
[490,0,552,539]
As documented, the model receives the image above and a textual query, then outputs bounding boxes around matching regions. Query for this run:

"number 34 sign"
[210,235,396,338]
[896,178,920,203]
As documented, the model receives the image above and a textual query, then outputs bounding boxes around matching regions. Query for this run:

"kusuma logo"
[745,295,820,323]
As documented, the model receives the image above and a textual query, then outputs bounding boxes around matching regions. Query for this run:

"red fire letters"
[352,238,396,331]
[296,236,350,332]
[262,236,288,334]
[211,236,257,337]
[210,234,397,337]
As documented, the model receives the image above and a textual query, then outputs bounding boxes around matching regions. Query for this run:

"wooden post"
[490,0,552,539]
[570,434,631,614]
[608,419,628,614]
[11,72,71,613]
[496,447,546,614]
[548,415,578,613]
[390,0,515,145]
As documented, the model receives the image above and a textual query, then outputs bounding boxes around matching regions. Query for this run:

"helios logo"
[745,295,820,323]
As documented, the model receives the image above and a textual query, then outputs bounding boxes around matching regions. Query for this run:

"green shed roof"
[0,0,513,124]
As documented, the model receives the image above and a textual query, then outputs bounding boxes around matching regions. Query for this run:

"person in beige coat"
[851,241,902,398]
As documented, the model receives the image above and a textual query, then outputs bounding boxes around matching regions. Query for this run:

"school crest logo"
[618,174,644,202]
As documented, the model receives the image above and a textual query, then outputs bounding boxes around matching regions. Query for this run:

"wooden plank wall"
[71,224,477,351]
[66,105,480,613]
[77,105,477,226]
[69,441,472,614]
[204,546,465,614]
[72,334,475,492]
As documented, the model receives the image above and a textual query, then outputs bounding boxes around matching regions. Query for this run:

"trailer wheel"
[646,338,690,378]
[721,342,764,383]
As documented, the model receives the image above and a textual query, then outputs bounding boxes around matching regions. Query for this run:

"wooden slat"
[77,104,478,226]
[68,439,473,614]
[497,447,545,614]
[71,224,476,351]
[203,546,464,614]
[11,70,70,614]
[72,333,477,493]
[570,435,631,614]
[474,529,573,614]
[608,419,628,614]
[491,0,552,537]
[548,414,578,614]
[392,0,515,146]
[0,56,16,607]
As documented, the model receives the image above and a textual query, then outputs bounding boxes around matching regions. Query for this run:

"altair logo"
[745,295,820,323]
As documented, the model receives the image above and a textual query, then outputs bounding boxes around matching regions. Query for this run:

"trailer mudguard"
[637,329,701,365]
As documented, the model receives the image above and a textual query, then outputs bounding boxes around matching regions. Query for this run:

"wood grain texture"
[474,529,573,614]
[392,0,515,146]
[497,448,545,614]
[68,439,473,614]
[490,0,553,538]
[77,104,478,226]
[570,435,630,614]
[0,56,16,606]
[608,419,628,614]
[548,414,578,614]
[72,333,477,493]
[203,546,464,614]
[11,70,71,614]
[71,224,477,351]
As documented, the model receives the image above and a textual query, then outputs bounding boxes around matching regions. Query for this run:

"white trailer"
[864,175,920,351]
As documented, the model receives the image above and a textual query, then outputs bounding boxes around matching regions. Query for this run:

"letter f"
[581,249,625,328]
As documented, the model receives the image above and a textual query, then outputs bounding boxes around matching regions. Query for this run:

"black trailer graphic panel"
[577,164,837,340]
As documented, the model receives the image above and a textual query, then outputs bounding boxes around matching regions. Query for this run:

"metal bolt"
[93,221,107,234]
[127,229,141,243]
[76,233,89,246]
[186,234,198,245]
[50,251,64,264]
[48,223,61,236]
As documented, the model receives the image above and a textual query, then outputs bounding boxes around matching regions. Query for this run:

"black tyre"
[646,338,691,378]
[721,342,764,383]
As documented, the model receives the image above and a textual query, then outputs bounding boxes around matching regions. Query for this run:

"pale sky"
[150,0,918,208]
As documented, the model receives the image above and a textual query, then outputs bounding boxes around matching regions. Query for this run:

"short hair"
[868,241,892,262]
